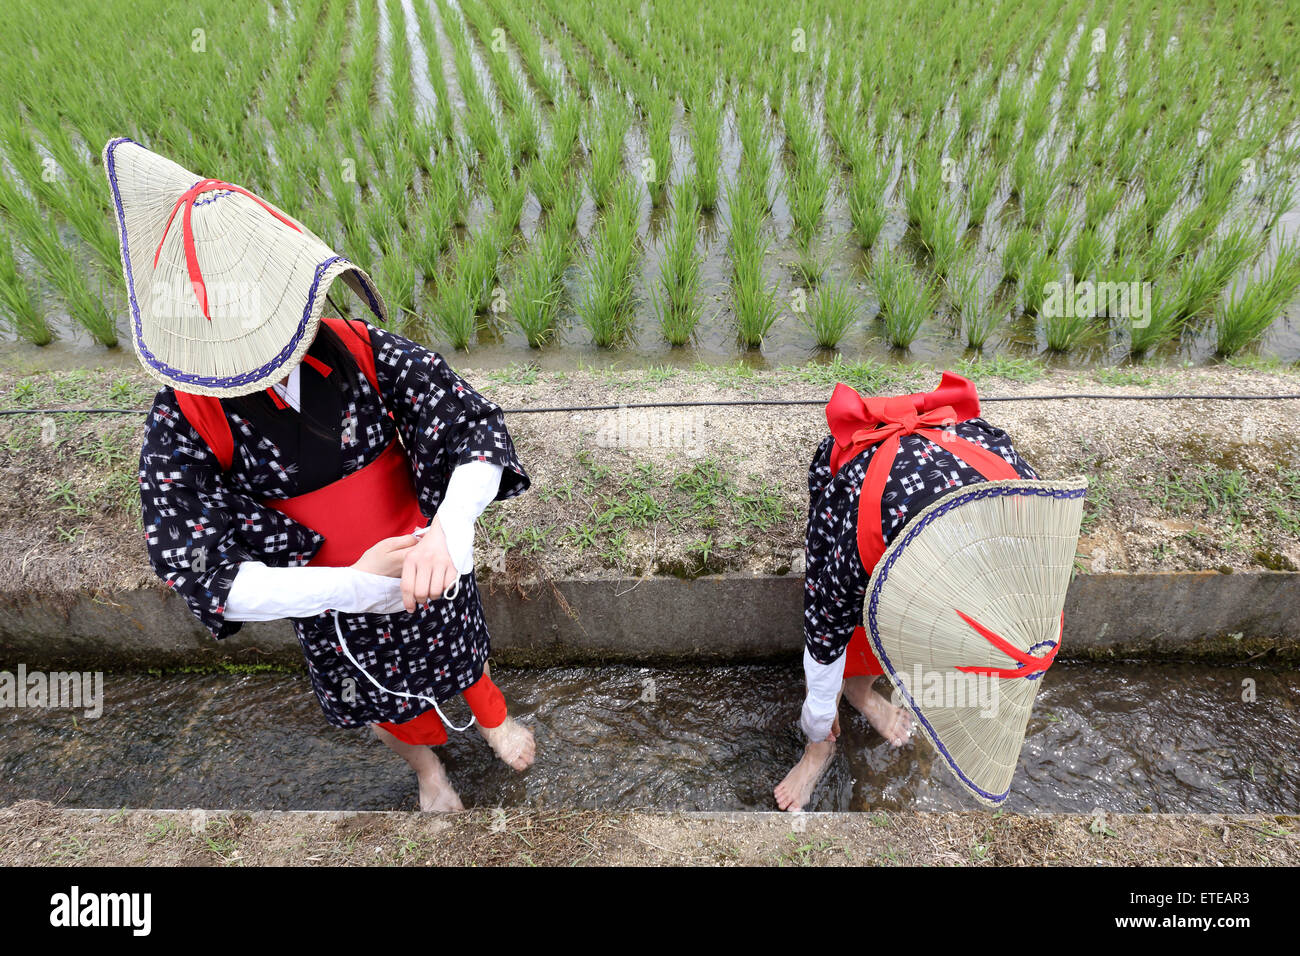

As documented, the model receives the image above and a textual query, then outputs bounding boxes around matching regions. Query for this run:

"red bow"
[826,371,981,475]
[955,610,1063,679]
[153,179,302,321]
[825,371,1019,574]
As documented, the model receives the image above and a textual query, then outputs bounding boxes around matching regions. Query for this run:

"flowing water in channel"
[0,662,1296,813]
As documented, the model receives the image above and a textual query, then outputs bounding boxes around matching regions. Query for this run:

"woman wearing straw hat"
[106,138,534,811]
[776,372,1086,811]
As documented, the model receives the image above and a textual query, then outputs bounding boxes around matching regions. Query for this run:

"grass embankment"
[1,801,1295,866]
[0,359,1298,596]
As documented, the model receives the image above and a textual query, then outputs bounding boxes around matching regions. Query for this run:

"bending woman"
[107,138,532,810]
[777,372,1042,811]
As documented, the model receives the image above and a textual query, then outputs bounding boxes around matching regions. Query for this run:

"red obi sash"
[264,439,425,567]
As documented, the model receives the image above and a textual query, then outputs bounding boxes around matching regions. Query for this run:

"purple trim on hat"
[104,137,383,389]
[192,189,233,207]
[1023,639,1059,681]
[866,482,1086,804]
[353,268,382,319]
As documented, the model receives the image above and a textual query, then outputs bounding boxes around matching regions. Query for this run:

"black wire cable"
[2,391,1299,416]
[501,392,1300,413]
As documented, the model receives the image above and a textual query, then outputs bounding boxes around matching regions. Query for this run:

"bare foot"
[478,716,536,771]
[371,724,464,812]
[417,760,464,812]
[843,676,913,746]
[774,739,835,812]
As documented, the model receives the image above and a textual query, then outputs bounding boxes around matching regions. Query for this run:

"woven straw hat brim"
[865,477,1088,807]
[102,138,388,397]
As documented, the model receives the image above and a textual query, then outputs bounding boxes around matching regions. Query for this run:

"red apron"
[824,372,1021,678]
[265,439,425,567]
[176,317,506,744]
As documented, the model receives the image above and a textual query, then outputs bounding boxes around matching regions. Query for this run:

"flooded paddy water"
[8,0,1300,372]
[1,662,1296,814]
[5,289,1298,376]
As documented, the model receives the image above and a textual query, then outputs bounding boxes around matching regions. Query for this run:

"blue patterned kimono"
[803,420,1038,667]
[137,321,529,727]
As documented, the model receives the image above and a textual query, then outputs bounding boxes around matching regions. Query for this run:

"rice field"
[1,0,1299,368]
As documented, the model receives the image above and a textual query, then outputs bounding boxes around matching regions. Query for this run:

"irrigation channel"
[1,663,1296,814]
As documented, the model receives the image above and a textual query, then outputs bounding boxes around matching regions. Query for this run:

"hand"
[352,534,419,578]
[829,713,841,742]
[401,518,459,612]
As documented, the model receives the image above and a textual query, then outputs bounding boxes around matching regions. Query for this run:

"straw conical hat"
[865,477,1088,806]
[102,137,387,396]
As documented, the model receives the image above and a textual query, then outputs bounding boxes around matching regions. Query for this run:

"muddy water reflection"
[0,663,1295,813]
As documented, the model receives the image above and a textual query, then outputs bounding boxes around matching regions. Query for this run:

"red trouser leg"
[843,625,886,678]
[375,673,507,743]
[462,674,507,729]
[376,708,447,746]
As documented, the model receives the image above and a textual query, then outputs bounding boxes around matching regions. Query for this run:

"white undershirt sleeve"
[226,385,503,618]
[435,461,504,575]
[225,561,406,621]
[800,646,847,742]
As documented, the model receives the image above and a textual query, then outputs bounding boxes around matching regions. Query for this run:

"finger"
[428,561,454,598]
[382,534,419,552]
[414,558,436,606]
[440,564,459,598]
[401,551,417,612]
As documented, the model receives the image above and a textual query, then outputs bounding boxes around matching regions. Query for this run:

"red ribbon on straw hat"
[954,610,1063,679]
[153,179,302,321]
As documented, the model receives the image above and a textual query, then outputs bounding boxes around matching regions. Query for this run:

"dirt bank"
[0,801,1294,866]
[0,358,1298,597]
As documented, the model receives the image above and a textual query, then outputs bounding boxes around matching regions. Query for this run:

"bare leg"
[842,675,912,746]
[775,682,841,812]
[372,725,464,811]
[775,739,836,812]
[475,662,535,772]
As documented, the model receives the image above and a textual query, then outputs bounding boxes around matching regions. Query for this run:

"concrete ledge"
[0,570,1297,669]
